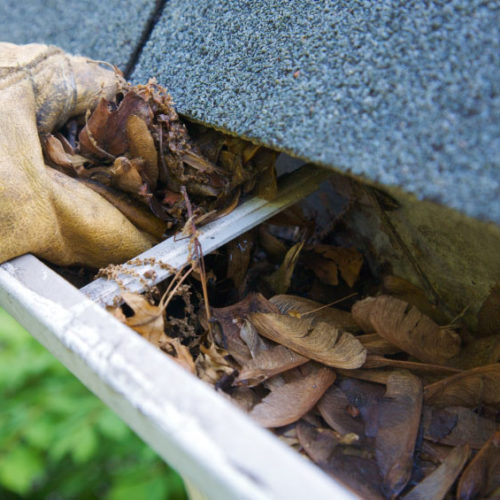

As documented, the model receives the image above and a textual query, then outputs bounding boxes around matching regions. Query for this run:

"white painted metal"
[82,164,332,306]
[0,254,357,500]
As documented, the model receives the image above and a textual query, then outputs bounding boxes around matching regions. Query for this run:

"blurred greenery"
[0,307,187,500]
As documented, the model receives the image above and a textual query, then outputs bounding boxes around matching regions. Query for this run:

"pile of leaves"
[107,207,500,500]
[42,79,277,239]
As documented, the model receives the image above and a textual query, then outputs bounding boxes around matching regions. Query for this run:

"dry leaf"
[363,355,462,376]
[297,421,384,499]
[457,430,500,500]
[351,297,377,333]
[226,232,254,289]
[238,319,269,359]
[317,384,364,437]
[258,225,287,263]
[248,363,335,427]
[236,345,308,387]
[423,406,496,449]
[357,333,401,355]
[382,275,449,326]
[305,244,363,287]
[120,292,164,345]
[375,370,423,497]
[265,241,304,294]
[354,295,461,364]
[402,444,470,500]
[212,293,279,364]
[424,363,500,408]
[447,334,500,370]
[196,343,235,385]
[270,294,360,332]
[160,337,196,374]
[249,312,367,369]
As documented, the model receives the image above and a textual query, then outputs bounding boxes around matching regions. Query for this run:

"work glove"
[0,42,157,268]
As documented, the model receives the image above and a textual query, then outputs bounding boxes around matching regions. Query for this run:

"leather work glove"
[0,43,157,268]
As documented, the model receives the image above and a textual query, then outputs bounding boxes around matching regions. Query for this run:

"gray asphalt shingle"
[132,1,500,225]
[0,0,157,71]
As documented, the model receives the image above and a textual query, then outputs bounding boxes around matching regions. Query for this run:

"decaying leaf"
[265,241,304,294]
[317,384,364,437]
[249,312,367,369]
[423,406,497,449]
[248,363,335,427]
[236,345,308,387]
[352,295,461,364]
[297,421,384,499]
[270,294,359,332]
[424,363,500,408]
[375,370,423,497]
[119,292,164,345]
[477,284,500,337]
[304,244,363,287]
[457,430,500,500]
[402,444,470,500]
[212,293,280,364]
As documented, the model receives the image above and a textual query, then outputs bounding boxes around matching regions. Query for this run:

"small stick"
[181,186,212,337]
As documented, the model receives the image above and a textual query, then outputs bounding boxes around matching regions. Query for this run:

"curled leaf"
[265,241,304,294]
[249,312,367,369]
[249,363,335,427]
[353,296,461,364]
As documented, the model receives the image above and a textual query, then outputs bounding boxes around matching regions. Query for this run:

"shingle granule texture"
[0,0,156,71]
[132,1,500,225]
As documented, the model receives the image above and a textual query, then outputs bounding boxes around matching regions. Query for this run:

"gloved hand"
[0,42,156,268]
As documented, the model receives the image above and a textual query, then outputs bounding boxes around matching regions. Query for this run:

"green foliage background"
[0,308,187,499]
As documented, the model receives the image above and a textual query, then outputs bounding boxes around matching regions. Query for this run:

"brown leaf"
[338,378,386,438]
[375,370,423,497]
[196,343,235,385]
[317,384,365,437]
[43,134,87,170]
[109,156,145,194]
[423,406,497,449]
[306,244,363,287]
[447,334,500,370]
[238,319,269,359]
[457,430,500,500]
[120,292,164,346]
[402,444,470,500]
[270,294,360,332]
[424,364,500,408]
[477,284,500,337]
[354,295,461,364]
[160,337,196,374]
[126,114,158,189]
[351,297,377,333]
[79,92,152,159]
[249,312,367,369]
[236,345,308,387]
[363,355,463,376]
[265,241,304,294]
[382,275,450,326]
[248,363,335,427]
[226,232,254,289]
[258,225,287,263]
[357,333,401,355]
[211,293,279,365]
[297,421,384,499]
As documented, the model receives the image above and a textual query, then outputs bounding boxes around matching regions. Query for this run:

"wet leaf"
[375,370,423,497]
[424,364,500,408]
[317,385,364,437]
[249,312,367,369]
[248,363,335,427]
[305,244,363,287]
[353,296,461,364]
[423,406,496,449]
[457,430,500,500]
[402,444,469,500]
[270,294,360,332]
[236,345,308,387]
[265,241,304,294]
